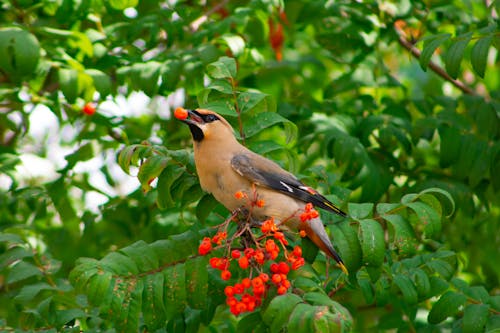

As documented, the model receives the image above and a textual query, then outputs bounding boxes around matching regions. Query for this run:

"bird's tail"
[305,218,349,275]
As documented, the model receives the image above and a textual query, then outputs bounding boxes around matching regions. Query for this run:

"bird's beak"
[182,109,204,126]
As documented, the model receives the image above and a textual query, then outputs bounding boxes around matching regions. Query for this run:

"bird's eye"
[204,114,219,122]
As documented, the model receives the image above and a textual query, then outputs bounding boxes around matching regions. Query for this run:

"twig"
[395,23,477,96]
[189,0,230,32]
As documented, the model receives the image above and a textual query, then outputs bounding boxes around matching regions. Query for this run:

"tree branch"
[395,23,477,96]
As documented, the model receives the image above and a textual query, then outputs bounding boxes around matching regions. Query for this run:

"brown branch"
[189,0,230,32]
[395,24,477,96]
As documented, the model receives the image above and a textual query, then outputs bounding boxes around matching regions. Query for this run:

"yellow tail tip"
[338,262,349,275]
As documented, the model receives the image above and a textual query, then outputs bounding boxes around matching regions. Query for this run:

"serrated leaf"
[445,32,473,79]
[357,269,375,304]
[185,256,208,309]
[419,33,451,70]
[164,264,187,321]
[207,56,237,79]
[243,112,297,141]
[428,291,467,324]
[137,155,169,192]
[428,276,449,297]
[119,240,159,272]
[112,278,143,332]
[142,273,166,330]
[206,79,233,93]
[99,251,139,276]
[383,214,418,257]
[419,187,455,217]
[47,177,78,222]
[462,304,489,333]
[0,246,34,268]
[471,35,493,78]
[14,282,55,303]
[262,293,302,332]
[220,35,245,56]
[0,233,23,244]
[195,194,219,223]
[156,164,185,209]
[347,203,373,219]
[329,220,362,273]
[64,142,94,171]
[359,219,385,268]
[393,274,418,304]
[7,261,42,284]
[426,259,454,279]
[412,268,431,298]
[118,144,154,174]
[287,303,315,332]
[86,270,113,311]
[376,203,402,215]
[405,201,441,238]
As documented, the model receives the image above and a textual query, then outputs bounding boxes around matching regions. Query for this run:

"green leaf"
[412,268,431,299]
[419,187,455,217]
[405,201,441,239]
[262,293,302,332]
[64,142,94,171]
[347,203,373,220]
[156,164,184,209]
[7,261,42,284]
[428,291,467,324]
[137,155,169,192]
[462,304,489,333]
[142,273,166,330]
[0,246,33,269]
[113,278,143,332]
[393,274,418,304]
[196,194,219,223]
[329,220,362,273]
[120,240,159,272]
[117,144,154,174]
[357,269,375,304]
[185,256,208,309]
[100,251,139,276]
[419,33,451,70]
[358,219,385,268]
[438,125,461,168]
[471,25,495,78]
[207,56,237,79]
[220,34,246,56]
[445,32,473,79]
[14,282,55,303]
[164,264,187,321]
[47,178,78,223]
[426,259,454,280]
[287,303,314,332]
[86,68,112,96]
[109,0,138,10]
[243,112,297,143]
[383,214,418,257]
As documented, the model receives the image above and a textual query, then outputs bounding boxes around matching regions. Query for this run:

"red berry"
[221,270,231,280]
[231,250,241,259]
[82,102,96,115]
[174,107,188,120]
[278,262,290,274]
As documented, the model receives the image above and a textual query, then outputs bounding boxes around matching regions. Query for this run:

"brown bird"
[176,107,348,274]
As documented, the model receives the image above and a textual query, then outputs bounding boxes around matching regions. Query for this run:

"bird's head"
[175,108,235,142]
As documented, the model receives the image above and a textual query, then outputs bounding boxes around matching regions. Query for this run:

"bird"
[175,107,348,274]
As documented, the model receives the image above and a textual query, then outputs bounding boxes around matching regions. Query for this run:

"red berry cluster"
[197,192,308,316]
[300,203,320,222]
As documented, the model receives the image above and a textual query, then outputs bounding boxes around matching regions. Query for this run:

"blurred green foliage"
[0,0,499,332]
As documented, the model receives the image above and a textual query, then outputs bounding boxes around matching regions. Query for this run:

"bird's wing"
[231,153,347,217]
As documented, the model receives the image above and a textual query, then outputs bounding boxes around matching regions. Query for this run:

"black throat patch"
[188,123,204,141]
